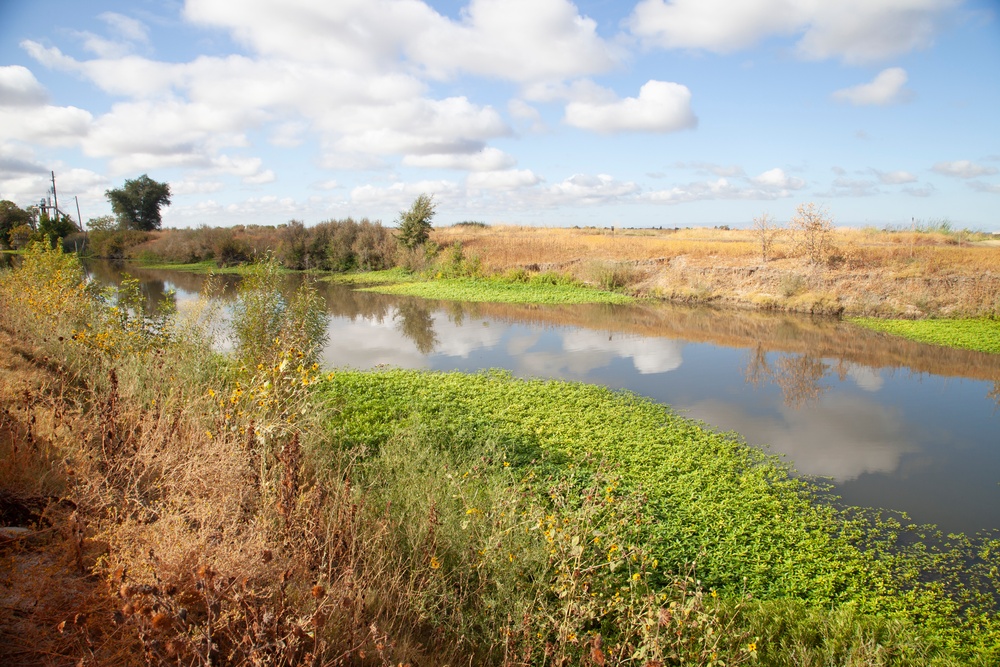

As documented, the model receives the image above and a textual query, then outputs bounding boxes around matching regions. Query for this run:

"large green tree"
[396,194,436,249]
[105,174,172,231]
[0,200,33,249]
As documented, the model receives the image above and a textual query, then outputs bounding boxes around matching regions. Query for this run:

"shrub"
[396,194,436,250]
[790,203,834,265]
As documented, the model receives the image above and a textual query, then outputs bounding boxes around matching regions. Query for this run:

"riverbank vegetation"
[3,244,999,665]
[850,317,1000,355]
[8,191,995,318]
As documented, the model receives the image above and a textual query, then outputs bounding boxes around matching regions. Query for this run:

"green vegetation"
[322,368,1000,663]
[2,243,998,665]
[396,193,436,250]
[851,317,1000,355]
[105,173,172,231]
[360,275,635,305]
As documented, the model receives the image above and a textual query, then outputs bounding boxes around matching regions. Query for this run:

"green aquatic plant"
[850,317,1000,355]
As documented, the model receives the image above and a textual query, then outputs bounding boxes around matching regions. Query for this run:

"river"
[87,262,1000,536]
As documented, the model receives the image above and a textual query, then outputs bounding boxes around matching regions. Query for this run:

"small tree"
[38,211,78,248]
[396,194,436,249]
[751,212,782,263]
[790,202,833,265]
[0,200,33,249]
[105,174,172,231]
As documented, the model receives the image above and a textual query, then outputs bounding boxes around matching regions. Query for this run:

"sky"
[1,0,998,230]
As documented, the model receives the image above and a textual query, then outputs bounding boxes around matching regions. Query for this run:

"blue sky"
[1,0,998,230]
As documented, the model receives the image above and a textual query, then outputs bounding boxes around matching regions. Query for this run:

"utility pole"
[51,171,59,220]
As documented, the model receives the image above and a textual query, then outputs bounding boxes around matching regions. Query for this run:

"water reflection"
[84,263,1000,534]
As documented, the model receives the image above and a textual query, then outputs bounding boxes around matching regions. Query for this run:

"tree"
[105,174,172,231]
[0,200,33,249]
[751,212,782,263]
[86,214,118,233]
[38,211,77,248]
[790,202,833,265]
[396,194,436,249]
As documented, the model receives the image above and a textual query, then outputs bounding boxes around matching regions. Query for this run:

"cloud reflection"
[684,395,915,481]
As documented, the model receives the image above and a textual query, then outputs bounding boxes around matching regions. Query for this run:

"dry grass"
[0,249,453,665]
[432,225,1000,317]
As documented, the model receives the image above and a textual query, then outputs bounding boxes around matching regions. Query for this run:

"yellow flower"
[430,555,441,569]
[748,642,757,652]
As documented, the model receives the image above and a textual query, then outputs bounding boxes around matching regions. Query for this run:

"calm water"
[89,263,1000,536]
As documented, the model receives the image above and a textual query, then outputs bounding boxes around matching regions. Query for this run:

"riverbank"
[4,244,999,665]
[68,222,1000,320]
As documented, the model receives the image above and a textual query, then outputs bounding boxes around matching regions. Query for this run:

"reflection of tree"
[773,355,829,407]
[395,300,438,355]
[745,344,769,388]
[990,382,1000,407]
[744,346,829,408]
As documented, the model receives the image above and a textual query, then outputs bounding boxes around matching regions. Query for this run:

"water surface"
[89,263,1000,536]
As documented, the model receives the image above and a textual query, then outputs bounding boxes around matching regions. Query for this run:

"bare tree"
[790,202,833,265]
[751,212,782,263]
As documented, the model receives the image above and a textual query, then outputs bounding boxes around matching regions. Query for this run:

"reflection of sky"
[683,395,914,481]
[313,304,999,534]
[91,269,1000,535]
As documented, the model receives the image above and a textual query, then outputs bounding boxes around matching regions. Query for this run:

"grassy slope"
[850,317,1000,355]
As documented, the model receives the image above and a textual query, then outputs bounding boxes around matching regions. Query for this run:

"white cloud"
[874,169,917,184]
[467,169,541,191]
[0,65,49,106]
[185,0,618,83]
[350,180,461,209]
[932,160,999,179]
[508,99,546,132]
[170,180,225,195]
[751,167,806,190]
[627,0,958,64]
[646,168,805,204]
[544,173,639,205]
[99,12,151,44]
[403,147,516,171]
[564,80,697,133]
[832,67,911,106]
[409,0,620,82]
[819,176,881,198]
[0,105,92,146]
[969,181,1000,194]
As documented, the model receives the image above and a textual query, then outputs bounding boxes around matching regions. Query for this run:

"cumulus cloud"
[350,180,461,209]
[0,65,49,106]
[185,0,618,83]
[832,67,911,106]
[969,181,1000,194]
[64,13,152,60]
[466,169,542,191]
[932,160,998,179]
[403,147,516,171]
[0,105,92,146]
[408,0,621,82]
[819,176,881,198]
[874,169,917,184]
[564,80,697,133]
[544,173,640,205]
[751,167,806,190]
[626,0,957,64]
[646,166,805,204]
